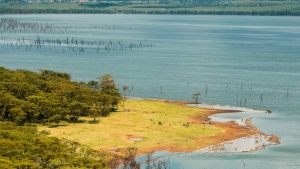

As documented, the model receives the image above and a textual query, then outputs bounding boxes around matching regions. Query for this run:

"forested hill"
[0,67,122,126]
[0,0,300,16]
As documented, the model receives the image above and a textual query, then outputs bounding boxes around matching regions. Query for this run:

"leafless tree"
[122,85,129,108]
[242,160,247,169]
[122,147,140,169]
[193,92,201,107]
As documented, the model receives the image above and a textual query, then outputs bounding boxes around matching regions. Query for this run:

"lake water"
[1,14,299,169]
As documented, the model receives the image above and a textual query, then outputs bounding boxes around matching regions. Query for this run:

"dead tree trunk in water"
[242,160,247,169]
[193,92,201,107]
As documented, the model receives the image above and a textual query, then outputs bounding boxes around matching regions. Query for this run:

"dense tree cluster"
[0,67,173,169]
[0,67,122,126]
[0,121,170,169]
[0,122,109,169]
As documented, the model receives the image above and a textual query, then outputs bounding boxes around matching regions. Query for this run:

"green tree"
[49,114,61,126]
[2,82,38,99]
[87,80,99,90]
[9,107,26,125]
[90,104,100,123]
[98,74,121,110]
[40,69,71,81]
[68,101,89,121]
[0,158,15,169]
[0,92,15,121]
[0,67,122,125]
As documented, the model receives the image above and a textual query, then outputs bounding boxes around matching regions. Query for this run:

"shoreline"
[39,98,280,157]
[1,4,299,16]
[140,99,280,155]
[195,117,280,154]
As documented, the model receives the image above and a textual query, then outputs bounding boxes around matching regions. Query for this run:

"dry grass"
[39,100,223,154]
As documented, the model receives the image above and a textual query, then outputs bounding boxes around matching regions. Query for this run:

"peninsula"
[39,99,280,155]
[0,67,280,168]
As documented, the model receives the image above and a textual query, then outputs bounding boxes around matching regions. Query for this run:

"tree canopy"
[0,67,121,125]
[0,67,172,169]
[0,122,109,169]
[98,74,122,110]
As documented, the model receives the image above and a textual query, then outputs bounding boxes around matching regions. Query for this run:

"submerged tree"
[193,92,201,107]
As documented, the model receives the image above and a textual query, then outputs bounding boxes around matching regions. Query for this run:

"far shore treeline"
[0,0,300,16]
[0,67,122,126]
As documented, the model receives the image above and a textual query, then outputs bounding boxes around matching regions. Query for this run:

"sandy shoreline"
[195,116,280,154]
[143,100,280,155]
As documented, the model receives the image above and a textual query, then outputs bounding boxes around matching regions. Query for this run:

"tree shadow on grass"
[88,120,100,124]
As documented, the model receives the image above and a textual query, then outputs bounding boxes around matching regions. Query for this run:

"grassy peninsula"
[1,0,300,16]
[39,99,224,154]
[39,98,274,155]
[0,67,276,168]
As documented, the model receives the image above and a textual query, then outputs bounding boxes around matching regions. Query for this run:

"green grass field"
[39,100,222,154]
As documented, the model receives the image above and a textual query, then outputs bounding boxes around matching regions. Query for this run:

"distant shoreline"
[1,2,300,16]
[1,10,299,16]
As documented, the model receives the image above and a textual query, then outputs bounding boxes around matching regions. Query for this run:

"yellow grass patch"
[39,100,223,154]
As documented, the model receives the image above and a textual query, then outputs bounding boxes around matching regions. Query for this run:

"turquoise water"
[1,14,299,168]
